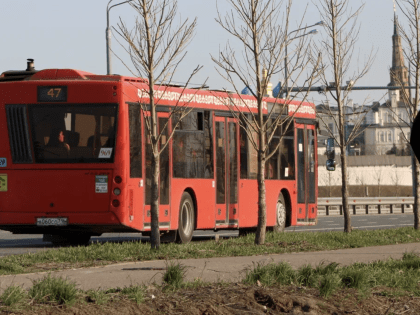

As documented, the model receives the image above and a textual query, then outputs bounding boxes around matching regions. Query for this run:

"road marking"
[324,221,335,223]
[286,223,413,232]
[357,224,412,228]
[286,227,344,232]
[357,219,368,221]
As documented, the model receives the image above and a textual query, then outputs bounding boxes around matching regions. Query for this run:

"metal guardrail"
[318,197,414,216]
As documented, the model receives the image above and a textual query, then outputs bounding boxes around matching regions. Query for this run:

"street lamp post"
[106,0,134,75]
[284,21,324,98]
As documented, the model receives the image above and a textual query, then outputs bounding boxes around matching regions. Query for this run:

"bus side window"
[238,118,258,180]
[240,121,248,179]
[129,103,142,178]
[280,122,295,180]
[204,111,214,179]
[173,110,206,179]
[266,118,281,180]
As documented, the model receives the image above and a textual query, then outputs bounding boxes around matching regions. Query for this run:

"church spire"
[394,12,399,36]
[389,6,408,102]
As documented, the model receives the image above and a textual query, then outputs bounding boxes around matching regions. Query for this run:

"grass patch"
[2,255,420,313]
[1,227,420,276]
[244,262,296,286]
[163,262,187,290]
[120,285,146,304]
[0,285,27,308]
[84,289,110,305]
[104,285,146,304]
[243,252,420,298]
[28,274,79,306]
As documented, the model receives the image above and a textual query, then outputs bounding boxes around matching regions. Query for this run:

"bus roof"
[1,66,315,119]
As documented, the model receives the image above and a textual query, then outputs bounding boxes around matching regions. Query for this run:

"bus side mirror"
[326,138,335,160]
[326,138,336,171]
[326,159,336,171]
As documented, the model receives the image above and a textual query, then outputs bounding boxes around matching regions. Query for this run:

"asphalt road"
[0,213,415,257]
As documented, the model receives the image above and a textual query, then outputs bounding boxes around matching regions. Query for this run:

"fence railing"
[318,197,414,216]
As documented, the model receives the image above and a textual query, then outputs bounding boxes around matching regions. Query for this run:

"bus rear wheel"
[177,192,195,243]
[273,194,286,232]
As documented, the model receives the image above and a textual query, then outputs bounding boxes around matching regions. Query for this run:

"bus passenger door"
[215,116,239,227]
[127,103,143,229]
[296,124,317,223]
[144,114,171,230]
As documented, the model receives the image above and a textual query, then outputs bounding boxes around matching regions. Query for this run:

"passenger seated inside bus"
[47,128,70,151]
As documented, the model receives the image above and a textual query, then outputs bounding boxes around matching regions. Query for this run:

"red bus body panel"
[0,68,318,236]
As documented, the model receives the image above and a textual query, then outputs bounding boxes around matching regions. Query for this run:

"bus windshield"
[29,104,118,163]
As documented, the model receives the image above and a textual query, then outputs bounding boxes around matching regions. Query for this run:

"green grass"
[28,274,79,306]
[0,285,27,308]
[244,262,296,286]
[163,262,187,289]
[244,252,420,298]
[1,227,420,276]
[84,288,110,305]
[3,254,420,312]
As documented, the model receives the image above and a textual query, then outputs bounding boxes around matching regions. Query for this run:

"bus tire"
[273,194,286,233]
[177,192,195,243]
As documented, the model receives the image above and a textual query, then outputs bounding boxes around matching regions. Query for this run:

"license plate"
[36,217,68,226]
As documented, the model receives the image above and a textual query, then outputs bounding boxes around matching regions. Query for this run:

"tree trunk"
[412,152,420,230]
[328,172,332,197]
[255,148,267,245]
[340,152,351,233]
[150,149,160,249]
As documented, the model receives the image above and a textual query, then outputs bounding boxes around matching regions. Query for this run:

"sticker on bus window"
[95,175,108,193]
[98,148,113,158]
[0,174,7,192]
[299,143,303,152]
[0,158,6,167]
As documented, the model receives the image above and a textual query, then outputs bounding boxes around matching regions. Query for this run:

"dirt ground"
[7,283,420,315]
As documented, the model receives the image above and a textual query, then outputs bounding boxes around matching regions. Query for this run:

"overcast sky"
[0,0,399,105]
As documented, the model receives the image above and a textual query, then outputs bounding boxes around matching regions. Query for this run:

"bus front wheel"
[177,192,195,243]
[273,194,286,232]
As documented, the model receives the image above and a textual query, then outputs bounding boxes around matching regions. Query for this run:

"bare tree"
[373,167,383,197]
[390,165,402,196]
[389,0,420,229]
[355,170,367,197]
[116,0,201,249]
[320,170,335,197]
[313,0,375,233]
[212,0,320,245]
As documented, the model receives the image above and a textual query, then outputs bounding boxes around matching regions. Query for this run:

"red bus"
[0,60,318,245]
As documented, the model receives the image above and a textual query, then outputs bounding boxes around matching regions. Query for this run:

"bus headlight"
[113,188,121,196]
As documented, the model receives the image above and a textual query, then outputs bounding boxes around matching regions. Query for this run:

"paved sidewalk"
[1,242,420,293]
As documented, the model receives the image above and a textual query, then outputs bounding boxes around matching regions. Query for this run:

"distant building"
[365,12,411,155]
[317,12,411,156]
